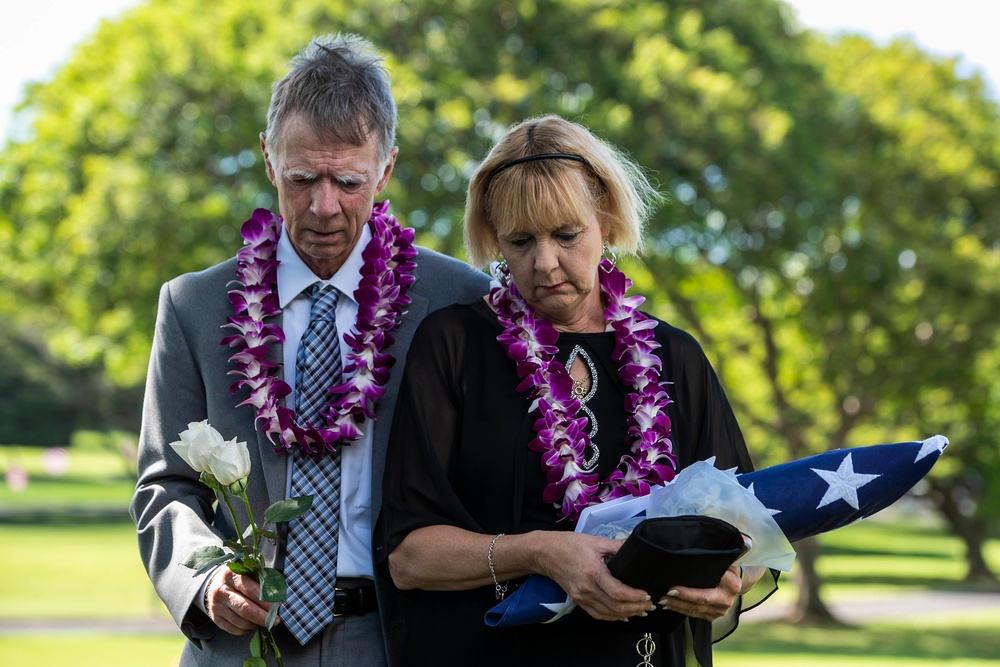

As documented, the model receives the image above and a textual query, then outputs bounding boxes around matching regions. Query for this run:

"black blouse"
[378,299,758,666]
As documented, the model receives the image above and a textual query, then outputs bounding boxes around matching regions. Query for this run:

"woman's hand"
[655,564,743,622]
[533,532,656,622]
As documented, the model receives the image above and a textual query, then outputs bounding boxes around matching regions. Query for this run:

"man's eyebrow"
[334,173,368,185]
[284,167,317,180]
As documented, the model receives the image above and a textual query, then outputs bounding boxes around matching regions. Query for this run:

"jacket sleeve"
[129,280,223,642]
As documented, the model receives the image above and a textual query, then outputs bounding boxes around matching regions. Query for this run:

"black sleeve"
[377,305,484,561]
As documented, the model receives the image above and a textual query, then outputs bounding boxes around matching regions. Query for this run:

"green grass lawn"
[0,445,136,510]
[714,513,1000,666]
[0,636,185,667]
[0,520,171,619]
[2,445,998,666]
[716,612,1000,666]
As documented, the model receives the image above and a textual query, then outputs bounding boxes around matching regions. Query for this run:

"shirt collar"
[276,222,372,308]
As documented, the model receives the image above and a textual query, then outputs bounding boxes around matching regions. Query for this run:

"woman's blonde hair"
[464,115,661,268]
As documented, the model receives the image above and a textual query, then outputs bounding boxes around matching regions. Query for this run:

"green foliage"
[0,324,80,446]
[262,495,313,524]
[1,0,997,570]
[181,545,231,574]
[260,566,287,604]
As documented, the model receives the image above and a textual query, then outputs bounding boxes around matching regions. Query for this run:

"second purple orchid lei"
[222,201,416,458]
[490,258,678,521]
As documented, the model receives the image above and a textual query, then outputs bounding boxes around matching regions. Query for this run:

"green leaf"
[223,539,242,552]
[257,529,277,540]
[264,602,280,630]
[227,561,254,576]
[243,659,267,667]
[263,495,313,524]
[243,524,255,540]
[259,567,287,603]
[249,629,262,657]
[181,546,231,575]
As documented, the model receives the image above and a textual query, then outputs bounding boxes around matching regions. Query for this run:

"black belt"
[333,584,378,616]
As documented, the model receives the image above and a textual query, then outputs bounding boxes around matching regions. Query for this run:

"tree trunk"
[790,536,846,626]
[929,481,1000,586]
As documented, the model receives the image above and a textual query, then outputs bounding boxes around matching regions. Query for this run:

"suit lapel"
[369,288,429,517]
[257,309,289,506]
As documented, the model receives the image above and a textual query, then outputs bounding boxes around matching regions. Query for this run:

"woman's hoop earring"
[602,243,617,270]
[491,259,509,281]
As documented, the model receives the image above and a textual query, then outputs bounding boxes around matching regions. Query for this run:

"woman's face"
[497,206,607,332]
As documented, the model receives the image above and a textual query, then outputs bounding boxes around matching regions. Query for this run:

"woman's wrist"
[488,533,508,600]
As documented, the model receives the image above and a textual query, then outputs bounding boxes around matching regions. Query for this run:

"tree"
[2,0,997,618]
[813,34,1000,586]
[0,322,79,446]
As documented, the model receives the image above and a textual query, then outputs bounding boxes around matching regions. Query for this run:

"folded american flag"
[484,436,948,627]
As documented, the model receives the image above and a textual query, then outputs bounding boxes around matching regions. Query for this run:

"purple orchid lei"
[489,258,678,521]
[221,200,417,458]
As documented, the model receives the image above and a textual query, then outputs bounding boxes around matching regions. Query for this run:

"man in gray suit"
[130,34,489,666]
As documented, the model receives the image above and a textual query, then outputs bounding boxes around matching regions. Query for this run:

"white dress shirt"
[277,225,376,580]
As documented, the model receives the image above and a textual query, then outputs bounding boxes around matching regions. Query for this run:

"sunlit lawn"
[1,445,182,666]
[715,513,1000,666]
[0,636,184,667]
[716,612,1000,666]
[0,520,170,619]
[0,443,135,509]
[2,445,999,666]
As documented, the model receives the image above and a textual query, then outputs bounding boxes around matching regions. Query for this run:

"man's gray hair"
[265,33,397,165]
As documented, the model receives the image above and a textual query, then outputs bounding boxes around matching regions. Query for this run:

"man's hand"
[204,568,276,635]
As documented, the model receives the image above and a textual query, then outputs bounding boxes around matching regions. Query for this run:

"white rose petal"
[169,420,227,474]
[205,437,252,486]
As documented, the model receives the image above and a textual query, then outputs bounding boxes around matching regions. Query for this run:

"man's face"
[261,113,396,279]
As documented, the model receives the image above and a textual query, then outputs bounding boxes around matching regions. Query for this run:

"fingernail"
[666,590,679,597]
[647,604,657,612]
[658,600,670,608]
[639,612,648,618]
[643,595,651,601]
[621,618,629,623]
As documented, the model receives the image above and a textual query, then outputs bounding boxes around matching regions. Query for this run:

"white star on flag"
[915,435,948,462]
[812,452,880,510]
[539,598,576,623]
[484,438,947,629]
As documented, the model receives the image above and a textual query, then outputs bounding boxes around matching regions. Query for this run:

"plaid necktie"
[283,283,343,644]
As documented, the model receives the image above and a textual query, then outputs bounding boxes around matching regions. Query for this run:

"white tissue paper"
[588,459,796,572]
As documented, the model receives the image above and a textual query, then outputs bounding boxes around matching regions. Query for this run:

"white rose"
[169,420,226,473]
[205,437,252,485]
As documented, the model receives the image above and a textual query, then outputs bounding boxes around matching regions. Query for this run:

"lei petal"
[223,202,415,458]
[492,257,677,521]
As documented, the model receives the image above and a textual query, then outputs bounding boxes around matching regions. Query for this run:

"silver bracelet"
[488,533,508,600]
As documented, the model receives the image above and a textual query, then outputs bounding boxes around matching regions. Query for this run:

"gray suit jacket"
[131,245,490,666]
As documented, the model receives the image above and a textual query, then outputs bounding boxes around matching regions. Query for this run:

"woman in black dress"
[377,115,775,666]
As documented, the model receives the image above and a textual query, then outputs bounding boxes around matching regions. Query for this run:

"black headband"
[483,152,589,190]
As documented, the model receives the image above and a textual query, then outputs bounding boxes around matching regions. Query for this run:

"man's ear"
[260,132,276,185]
[376,146,399,194]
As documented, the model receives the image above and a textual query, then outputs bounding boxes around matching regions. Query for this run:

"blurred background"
[1,1,997,665]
